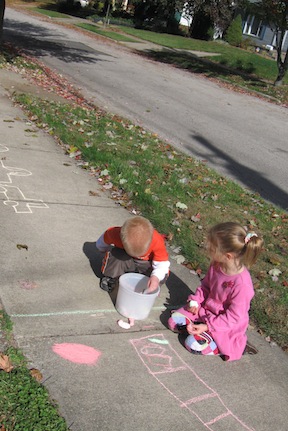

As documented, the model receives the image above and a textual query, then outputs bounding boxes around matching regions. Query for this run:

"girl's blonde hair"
[207,222,263,268]
[120,216,154,257]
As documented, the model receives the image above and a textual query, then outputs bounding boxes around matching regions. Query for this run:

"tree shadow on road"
[141,49,268,91]
[185,133,288,211]
[3,18,115,63]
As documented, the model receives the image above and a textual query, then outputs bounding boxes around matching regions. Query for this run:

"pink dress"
[174,264,254,361]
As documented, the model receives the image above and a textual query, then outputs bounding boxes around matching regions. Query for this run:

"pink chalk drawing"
[52,343,102,365]
[19,280,38,290]
[130,334,255,431]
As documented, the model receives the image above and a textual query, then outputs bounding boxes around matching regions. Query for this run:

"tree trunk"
[274,47,288,86]
[0,0,5,44]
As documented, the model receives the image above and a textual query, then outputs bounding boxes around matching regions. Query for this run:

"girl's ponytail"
[242,232,263,268]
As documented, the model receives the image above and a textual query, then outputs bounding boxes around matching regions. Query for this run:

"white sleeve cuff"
[151,260,170,282]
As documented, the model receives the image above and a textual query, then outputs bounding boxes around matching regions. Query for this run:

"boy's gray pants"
[101,247,152,279]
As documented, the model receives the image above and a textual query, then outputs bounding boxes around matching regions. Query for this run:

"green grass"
[32,7,71,19]
[0,314,68,430]
[212,49,281,81]
[0,357,68,430]
[76,23,138,42]
[114,26,224,51]
[0,308,13,335]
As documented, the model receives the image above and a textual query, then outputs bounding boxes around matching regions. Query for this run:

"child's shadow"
[82,241,104,279]
[160,271,193,329]
[82,241,118,305]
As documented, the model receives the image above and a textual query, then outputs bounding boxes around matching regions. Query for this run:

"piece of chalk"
[189,300,198,307]
[117,320,131,329]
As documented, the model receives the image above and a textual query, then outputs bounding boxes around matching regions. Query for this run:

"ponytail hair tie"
[245,232,258,244]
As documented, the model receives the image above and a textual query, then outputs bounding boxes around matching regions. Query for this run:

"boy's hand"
[147,275,160,293]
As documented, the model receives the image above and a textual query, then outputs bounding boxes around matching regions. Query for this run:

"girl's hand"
[146,275,160,293]
[187,323,208,335]
[186,300,198,315]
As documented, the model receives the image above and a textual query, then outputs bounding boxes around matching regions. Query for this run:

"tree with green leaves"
[184,0,246,39]
[133,0,185,33]
[225,14,243,46]
[249,0,288,86]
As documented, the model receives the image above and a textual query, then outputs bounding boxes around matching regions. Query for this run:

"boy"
[96,216,170,293]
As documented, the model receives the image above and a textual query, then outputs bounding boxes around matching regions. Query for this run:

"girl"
[168,222,263,361]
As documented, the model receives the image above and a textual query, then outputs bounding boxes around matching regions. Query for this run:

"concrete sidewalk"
[1,71,288,431]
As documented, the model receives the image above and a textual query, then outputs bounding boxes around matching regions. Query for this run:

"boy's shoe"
[99,276,117,292]
[243,341,258,355]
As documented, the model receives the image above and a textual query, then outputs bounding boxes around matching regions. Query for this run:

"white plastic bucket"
[116,273,160,320]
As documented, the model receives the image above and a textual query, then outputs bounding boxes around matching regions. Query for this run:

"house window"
[272,30,288,50]
[243,15,263,38]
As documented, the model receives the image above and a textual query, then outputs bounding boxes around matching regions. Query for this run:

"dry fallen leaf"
[176,202,188,211]
[166,232,174,242]
[256,271,267,281]
[174,255,186,264]
[30,368,43,382]
[268,268,282,277]
[0,354,13,373]
[89,190,100,196]
[16,244,28,251]
[268,255,282,266]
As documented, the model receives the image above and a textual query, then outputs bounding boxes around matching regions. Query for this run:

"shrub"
[225,14,243,47]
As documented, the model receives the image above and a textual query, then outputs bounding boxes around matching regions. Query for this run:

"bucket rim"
[119,273,159,296]
[119,272,149,281]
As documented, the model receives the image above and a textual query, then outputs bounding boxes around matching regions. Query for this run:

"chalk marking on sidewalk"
[11,306,165,318]
[0,144,9,153]
[131,333,255,431]
[0,148,49,213]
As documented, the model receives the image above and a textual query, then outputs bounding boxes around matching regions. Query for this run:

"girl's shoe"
[243,342,258,355]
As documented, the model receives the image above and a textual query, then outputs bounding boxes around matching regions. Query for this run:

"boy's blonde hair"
[120,216,154,257]
[207,222,263,268]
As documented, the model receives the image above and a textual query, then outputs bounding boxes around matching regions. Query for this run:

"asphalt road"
[3,7,288,210]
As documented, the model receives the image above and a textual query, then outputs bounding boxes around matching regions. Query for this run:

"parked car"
[57,0,90,8]
[75,0,90,6]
